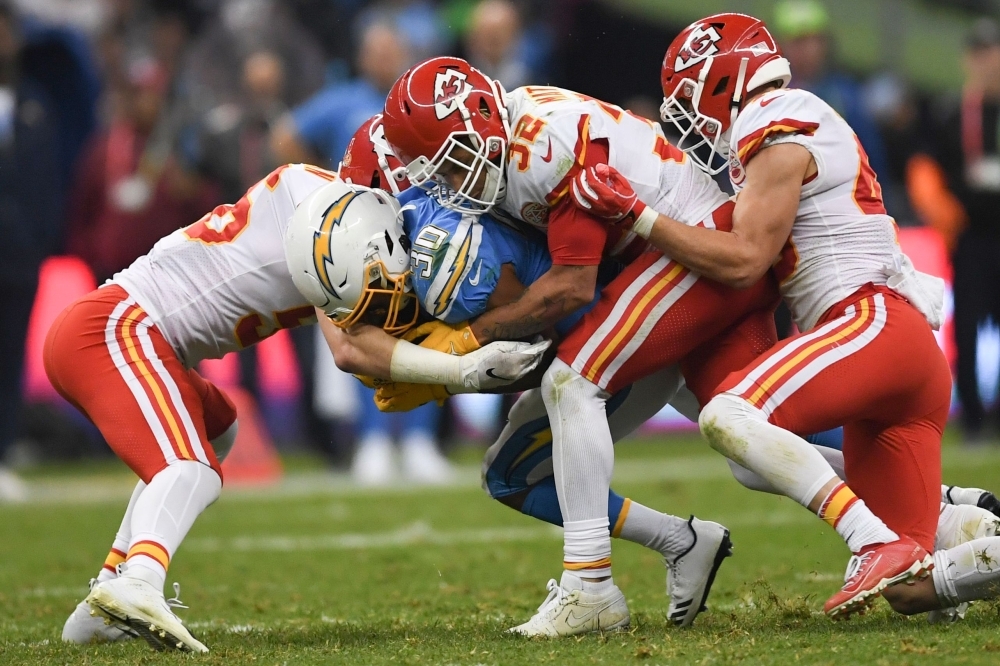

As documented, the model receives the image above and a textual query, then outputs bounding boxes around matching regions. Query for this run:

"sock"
[124,461,221,592]
[97,480,147,582]
[563,518,612,579]
[616,499,694,556]
[942,485,988,506]
[560,569,613,594]
[936,503,1000,550]
[819,482,898,552]
[542,360,616,579]
[932,536,1000,606]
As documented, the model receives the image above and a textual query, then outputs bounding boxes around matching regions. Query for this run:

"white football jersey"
[500,86,728,251]
[112,164,336,367]
[728,88,903,331]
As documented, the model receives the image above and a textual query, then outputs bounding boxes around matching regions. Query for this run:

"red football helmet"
[339,114,411,195]
[382,57,511,214]
[660,13,791,174]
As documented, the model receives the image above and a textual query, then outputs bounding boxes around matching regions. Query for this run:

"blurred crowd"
[1,0,999,491]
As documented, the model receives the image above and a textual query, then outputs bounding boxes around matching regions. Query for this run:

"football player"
[380,56,797,634]
[567,12,1000,621]
[51,167,548,653]
[343,114,1000,627]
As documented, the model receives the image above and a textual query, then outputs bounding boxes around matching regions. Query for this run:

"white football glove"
[454,339,552,392]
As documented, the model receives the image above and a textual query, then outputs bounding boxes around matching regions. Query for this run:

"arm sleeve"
[546,138,611,266]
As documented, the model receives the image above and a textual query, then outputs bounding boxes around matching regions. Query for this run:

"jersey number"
[183,165,336,245]
[509,114,547,172]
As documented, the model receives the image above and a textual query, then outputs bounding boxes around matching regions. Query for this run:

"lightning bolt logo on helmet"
[311,190,361,301]
[433,69,471,120]
[674,25,723,71]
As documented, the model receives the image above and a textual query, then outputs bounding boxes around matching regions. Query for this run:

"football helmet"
[660,13,791,174]
[339,114,411,195]
[284,179,417,335]
[382,56,511,214]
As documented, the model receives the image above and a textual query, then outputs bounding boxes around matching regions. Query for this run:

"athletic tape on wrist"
[632,206,658,239]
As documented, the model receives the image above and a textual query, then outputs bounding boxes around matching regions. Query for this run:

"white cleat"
[86,578,207,653]
[928,503,1000,624]
[401,439,455,485]
[665,516,733,627]
[63,580,137,643]
[508,571,629,637]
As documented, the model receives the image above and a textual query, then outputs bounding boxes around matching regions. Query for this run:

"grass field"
[4,433,1000,665]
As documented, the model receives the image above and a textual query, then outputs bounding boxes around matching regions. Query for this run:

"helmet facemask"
[660,57,734,176]
[402,130,507,214]
[329,254,418,337]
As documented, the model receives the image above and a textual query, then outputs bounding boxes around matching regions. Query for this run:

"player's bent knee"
[698,393,759,458]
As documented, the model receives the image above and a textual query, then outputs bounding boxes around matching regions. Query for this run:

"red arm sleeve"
[546,138,611,266]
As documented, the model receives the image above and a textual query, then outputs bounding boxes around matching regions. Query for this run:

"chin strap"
[730,56,749,129]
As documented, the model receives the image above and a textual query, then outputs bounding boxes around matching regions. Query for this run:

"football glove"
[374,381,452,412]
[571,164,658,238]
[403,319,481,356]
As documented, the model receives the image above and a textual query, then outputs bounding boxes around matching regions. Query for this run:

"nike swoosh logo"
[485,368,513,381]
[540,138,553,163]
[759,96,779,107]
[468,259,482,286]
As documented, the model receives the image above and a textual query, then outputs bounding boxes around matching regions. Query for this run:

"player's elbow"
[328,336,366,375]
[721,258,769,290]
[564,280,595,311]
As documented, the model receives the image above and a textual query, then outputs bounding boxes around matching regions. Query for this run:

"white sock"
[542,359,615,577]
[942,485,988,506]
[96,480,147,583]
[932,536,1000,606]
[617,500,694,556]
[563,518,612,578]
[833,499,898,553]
[123,461,221,592]
[936,503,1000,550]
[559,569,613,594]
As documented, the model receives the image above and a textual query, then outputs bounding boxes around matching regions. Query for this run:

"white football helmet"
[284,178,417,335]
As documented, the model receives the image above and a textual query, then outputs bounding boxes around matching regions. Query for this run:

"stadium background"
[3,1,1000,663]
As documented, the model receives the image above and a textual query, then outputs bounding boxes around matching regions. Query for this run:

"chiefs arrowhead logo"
[675,25,723,72]
[433,69,471,120]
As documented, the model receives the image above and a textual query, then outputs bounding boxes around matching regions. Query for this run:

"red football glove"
[570,164,648,224]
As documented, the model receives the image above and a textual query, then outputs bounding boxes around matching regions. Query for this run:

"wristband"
[389,339,461,386]
[631,205,658,239]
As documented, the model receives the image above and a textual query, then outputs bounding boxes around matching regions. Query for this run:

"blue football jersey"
[399,188,551,325]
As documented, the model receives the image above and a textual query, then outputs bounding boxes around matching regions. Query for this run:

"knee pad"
[541,358,606,411]
[698,392,763,458]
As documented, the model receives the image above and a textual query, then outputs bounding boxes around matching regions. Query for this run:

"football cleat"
[824,536,933,619]
[62,579,137,644]
[508,571,630,637]
[86,578,207,653]
[665,516,733,627]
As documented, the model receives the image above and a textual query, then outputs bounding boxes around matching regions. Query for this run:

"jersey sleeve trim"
[736,118,820,164]
[544,115,592,206]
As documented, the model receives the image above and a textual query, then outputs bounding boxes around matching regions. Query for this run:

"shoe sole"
[86,588,207,653]
[671,529,734,627]
[825,553,934,620]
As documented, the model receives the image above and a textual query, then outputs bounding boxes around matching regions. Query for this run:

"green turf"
[3,434,1000,665]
